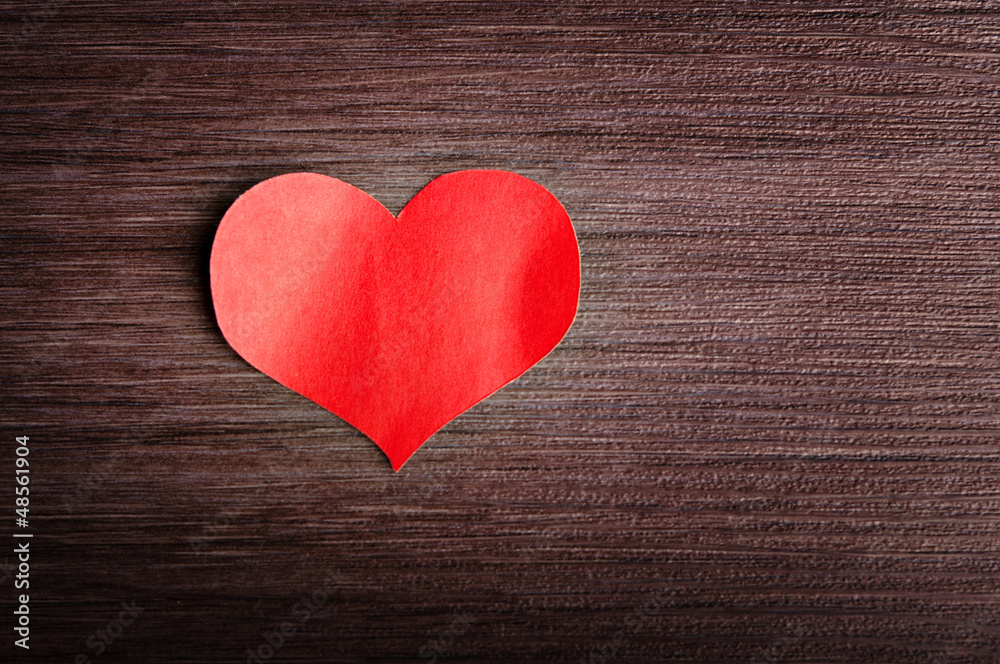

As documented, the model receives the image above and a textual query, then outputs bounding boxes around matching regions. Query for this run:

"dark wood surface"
[3,2,999,662]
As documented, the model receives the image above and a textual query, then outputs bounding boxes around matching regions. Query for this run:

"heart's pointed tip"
[388,451,412,473]
[360,427,425,472]
[389,452,413,473]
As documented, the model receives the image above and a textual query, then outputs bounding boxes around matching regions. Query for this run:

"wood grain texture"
[2,1,999,662]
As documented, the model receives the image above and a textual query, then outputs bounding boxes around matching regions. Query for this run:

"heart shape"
[210,170,580,470]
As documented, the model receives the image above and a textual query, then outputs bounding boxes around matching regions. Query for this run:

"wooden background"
[2,1,999,662]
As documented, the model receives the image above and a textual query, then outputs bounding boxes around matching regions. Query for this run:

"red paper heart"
[210,170,579,470]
